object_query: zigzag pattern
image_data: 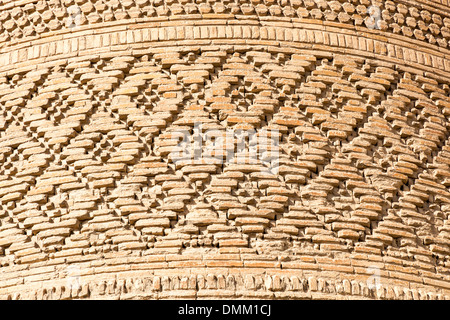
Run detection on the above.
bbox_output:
[0,47,449,267]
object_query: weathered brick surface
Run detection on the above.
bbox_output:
[0,0,449,300]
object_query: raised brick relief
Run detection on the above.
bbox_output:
[0,0,449,300]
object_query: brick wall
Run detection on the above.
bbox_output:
[0,0,449,300]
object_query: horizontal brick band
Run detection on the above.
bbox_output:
[1,22,450,77]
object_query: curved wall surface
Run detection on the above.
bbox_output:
[0,0,449,299]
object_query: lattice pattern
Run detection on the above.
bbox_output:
[0,0,450,301]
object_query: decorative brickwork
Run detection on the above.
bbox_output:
[0,0,449,300]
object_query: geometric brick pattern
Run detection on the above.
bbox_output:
[0,0,449,299]
[1,0,450,51]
